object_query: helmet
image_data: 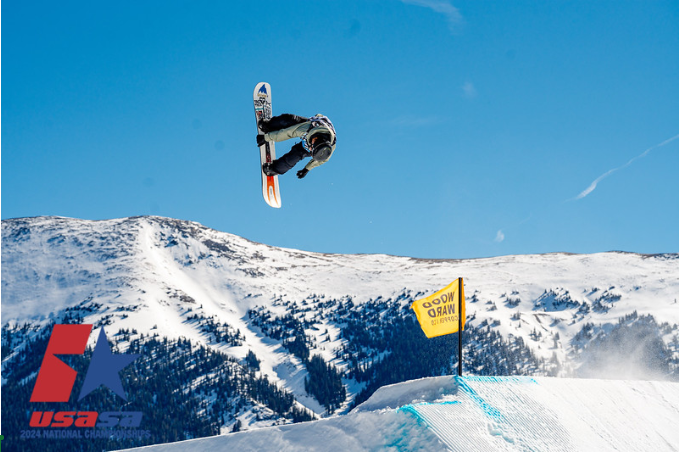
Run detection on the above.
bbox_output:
[310,134,333,162]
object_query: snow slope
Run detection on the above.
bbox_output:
[115,375,679,452]
[2,216,679,421]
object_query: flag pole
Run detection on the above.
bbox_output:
[458,277,463,377]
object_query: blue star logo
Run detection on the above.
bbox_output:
[78,328,140,401]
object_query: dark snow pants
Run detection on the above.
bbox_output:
[271,142,311,175]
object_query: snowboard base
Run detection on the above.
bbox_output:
[253,82,282,208]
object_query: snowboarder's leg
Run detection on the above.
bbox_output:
[259,114,307,133]
[269,142,311,175]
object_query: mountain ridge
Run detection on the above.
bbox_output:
[1,215,678,449]
[5,214,676,260]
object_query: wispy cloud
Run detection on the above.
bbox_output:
[400,0,463,32]
[572,135,679,201]
[462,81,477,98]
[492,135,676,247]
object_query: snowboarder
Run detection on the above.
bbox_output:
[256,114,336,179]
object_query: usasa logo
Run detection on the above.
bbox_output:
[29,324,143,430]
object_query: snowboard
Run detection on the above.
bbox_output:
[253,82,282,208]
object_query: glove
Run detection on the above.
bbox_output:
[297,168,309,179]
[256,134,266,147]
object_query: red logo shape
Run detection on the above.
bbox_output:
[30,324,93,402]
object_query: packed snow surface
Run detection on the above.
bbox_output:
[116,375,678,452]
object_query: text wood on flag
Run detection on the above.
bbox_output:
[411,278,465,339]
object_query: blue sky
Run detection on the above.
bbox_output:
[2,1,678,259]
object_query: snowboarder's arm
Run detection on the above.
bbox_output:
[303,159,324,171]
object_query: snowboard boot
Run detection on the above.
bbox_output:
[262,163,278,176]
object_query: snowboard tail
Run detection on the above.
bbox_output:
[253,82,282,208]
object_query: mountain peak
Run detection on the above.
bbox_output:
[1,215,678,436]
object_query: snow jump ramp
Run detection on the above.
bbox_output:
[118,376,679,452]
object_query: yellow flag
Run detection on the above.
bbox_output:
[411,278,465,338]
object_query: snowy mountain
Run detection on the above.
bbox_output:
[1,216,678,451]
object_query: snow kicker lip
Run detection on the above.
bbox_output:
[396,376,538,423]
[396,376,576,451]
[455,376,538,423]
